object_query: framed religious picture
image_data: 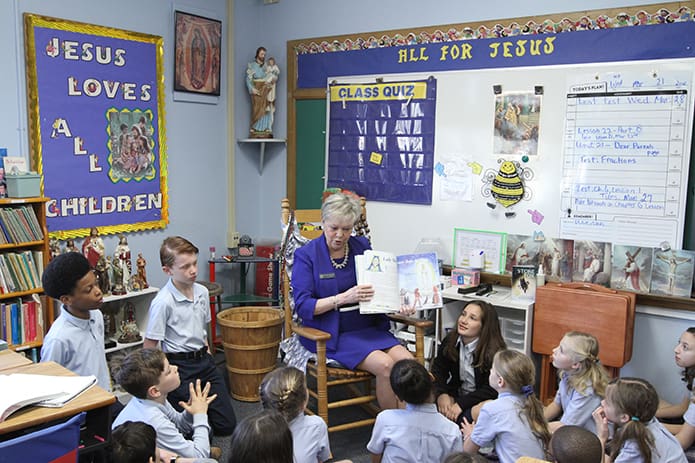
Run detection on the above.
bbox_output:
[174,11,222,96]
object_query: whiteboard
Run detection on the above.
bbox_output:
[326,59,695,261]
[560,68,691,247]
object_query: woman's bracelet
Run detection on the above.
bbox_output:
[333,295,338,311]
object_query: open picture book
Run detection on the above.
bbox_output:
[0,373,97,422]
[355,251,442,314]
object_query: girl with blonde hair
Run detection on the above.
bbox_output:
[544,331,609,433]
[461,349,550,463]
[260,366,333,463]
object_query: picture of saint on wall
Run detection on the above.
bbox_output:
[651,249,695,297]
[107,109,156,182]
[572,240,611,286]
[610,245,652,293]
[506,234,540,273]
[539,238,574,283]
[174,11,222,96]
[493,92,541,157]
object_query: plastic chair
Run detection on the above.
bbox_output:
[280,198,432,433]
[0,411,85,463]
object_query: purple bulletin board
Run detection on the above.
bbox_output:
[24,14,168,239]
[327,78,437,205]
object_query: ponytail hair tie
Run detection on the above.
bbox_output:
[631,416,640,422]
[520,385,534,397]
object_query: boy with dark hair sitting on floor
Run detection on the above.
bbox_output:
[550,424,603,463]
[111,348,221,460]
[112,420,217,463]
[516,425,603,463]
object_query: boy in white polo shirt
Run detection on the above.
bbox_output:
[40,252,111,392]
[144,236,236,436]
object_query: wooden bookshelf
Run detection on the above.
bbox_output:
[0,197,52,352]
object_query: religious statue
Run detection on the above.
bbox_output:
[65,239,79,254]
[114,235,132,292]
[111,255,126,296]
[136,253,148,289]
[245,46,278,138]
[94,256,111,296]
[49,237,61,260]
[82,227,105,268]
[117,302,142,344]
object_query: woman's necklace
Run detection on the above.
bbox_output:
[330,243,349,269]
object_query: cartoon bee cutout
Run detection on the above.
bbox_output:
[481,158,533,217]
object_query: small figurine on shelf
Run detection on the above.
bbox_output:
[129,274,142,292]
[111,255,126,295]
[103,311,114,338]
[231,234,255,260]
[94,255,111,296]
[102,303,118,338]
[114,235,132,291]
[49,237,61,260]
[136,252,148,289]
[117,302,142,344]
[65,239,79,254]
[82,226,105,268]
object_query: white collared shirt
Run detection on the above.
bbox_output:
[145,279,210,353]
[40,305,111,391]
[458,337,479,394]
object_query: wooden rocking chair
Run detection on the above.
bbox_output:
[280,197,432,433]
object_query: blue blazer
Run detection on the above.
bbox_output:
[292,235,389,353]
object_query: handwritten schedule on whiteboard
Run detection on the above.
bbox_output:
[560,69,692,247]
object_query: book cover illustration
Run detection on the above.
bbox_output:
[356,251,441,314]
[572,240,611,287]
[610,245,652,293]
[512,265,537,301]
[650,249,695,297]
[396,252,442,311]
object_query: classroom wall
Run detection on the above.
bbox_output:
[232,0,666,240]
[233,0,695,401]
[0,0,230,289]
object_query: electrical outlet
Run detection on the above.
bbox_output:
[228,231,240,248]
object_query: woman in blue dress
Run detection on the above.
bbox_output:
[291,192,413,409]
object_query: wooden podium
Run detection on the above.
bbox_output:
[532,282,636,404]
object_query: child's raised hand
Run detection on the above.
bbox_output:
[460,417,475,441]
[179,378,217,415]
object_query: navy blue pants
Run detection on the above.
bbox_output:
[167,353,236,436]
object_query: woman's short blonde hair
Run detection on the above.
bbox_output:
[321,192,361,225]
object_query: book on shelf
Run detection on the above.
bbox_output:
[0,206,42,244]
[0,251,41,293]
[0,297,43,346]
[2,156,28,176]
[0,373,97,422]
[511,265,537,301]
[355,251,443,314]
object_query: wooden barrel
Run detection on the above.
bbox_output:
[217,306,283,402]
